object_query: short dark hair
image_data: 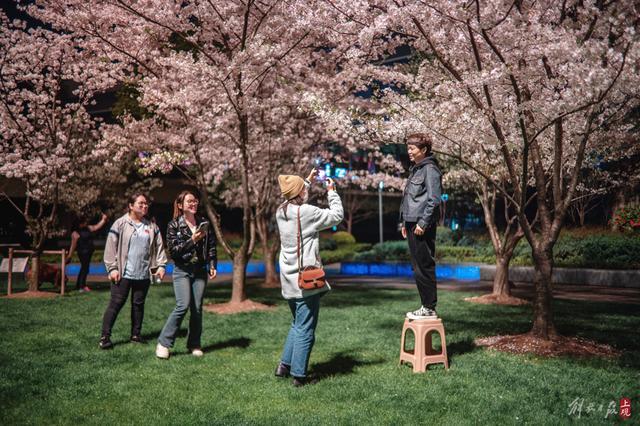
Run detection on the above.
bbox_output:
[127,192,149,212]
[406,133,433,154]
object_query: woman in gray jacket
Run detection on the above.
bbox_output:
[274,170,343,386]
[99,193,167,350]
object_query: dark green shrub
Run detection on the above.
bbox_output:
[553,237,585,268]
[353,241,410,262]
[320,243,371,264]
[319,238,338,251]
[333,231,356,245]
[435,246,476,261]
[580,235,640,269]
[455,234,476,247]
[340,231,638,270]
[435,226,454,245]
[450,228,465,245]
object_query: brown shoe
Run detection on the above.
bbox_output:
[130,335,146,344]
[292,376,318,387]
[275,363,290,378]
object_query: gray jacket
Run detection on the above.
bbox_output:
[104,213,168,278]
[400,155,442,229]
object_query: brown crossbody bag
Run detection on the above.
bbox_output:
[296,206,326,290]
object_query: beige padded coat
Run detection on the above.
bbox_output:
[276,189,344,299]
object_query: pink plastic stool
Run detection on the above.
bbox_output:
[399,318,449,373]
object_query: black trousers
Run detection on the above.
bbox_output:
[76,250,93,289]
[101,278,150,337]
[406,222,437,309]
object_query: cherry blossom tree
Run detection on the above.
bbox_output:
[338,155,405,234]
[569,166,611,227]
[308,0,640,339]
[218,106,332,287]
[0,14,117,291]
[444,167,528,305]
[28,0,342,307]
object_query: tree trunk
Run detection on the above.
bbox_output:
[28,254,40,292]
[478,182,521,300]
[530,248,557,339]
[346,213,353,235]
[227,105,256,304]
[28,228,47,292]
[263,243,279,288]
[492,254,511,297]
[256,214,279,287]
[231,252,248,303]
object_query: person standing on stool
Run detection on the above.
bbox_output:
[156,190,217,359]
[400,133,443,320]
[274,170,343,386]
[100,193,167,349]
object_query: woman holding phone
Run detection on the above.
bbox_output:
[156,190,217,359]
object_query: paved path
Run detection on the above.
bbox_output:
[327,275,640,305]
[71,272,640,305]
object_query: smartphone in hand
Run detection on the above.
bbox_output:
[326,178,335,190]
[196,222,209,233]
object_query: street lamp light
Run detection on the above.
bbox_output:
[378,180,384,244]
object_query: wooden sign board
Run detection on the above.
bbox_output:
[0,257,29,273]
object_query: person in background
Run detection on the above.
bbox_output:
[99,193,167,350]
[156,190,217,359]
[399,133,443,320]
[66,213,108,292]
[274,170,343,386]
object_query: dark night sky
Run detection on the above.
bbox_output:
[2,1,43,27]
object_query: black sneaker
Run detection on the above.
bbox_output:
[130,335,146,344]
[406,306,438,320]
[99,336,113,350]
[275,363,291,378]
[292,376,319,387]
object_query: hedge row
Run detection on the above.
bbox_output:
[37,229,640,270]
[351,232,640,270]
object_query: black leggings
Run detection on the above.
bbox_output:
[406,222,437,309]
[101,278,150,338]
[76,250,93,289]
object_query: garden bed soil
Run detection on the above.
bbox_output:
[3,290,59,299]
[204,299,275,314]
[475,333,620,358]
[464,294,530,306]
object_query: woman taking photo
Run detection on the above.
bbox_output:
[274,170,343,386]
[156,190,217,359]
[100,193,167,350]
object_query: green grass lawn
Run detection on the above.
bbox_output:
[1,280,638,425]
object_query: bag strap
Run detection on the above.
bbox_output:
[296,206,304,272]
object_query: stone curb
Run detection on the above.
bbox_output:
[479,265,640,288]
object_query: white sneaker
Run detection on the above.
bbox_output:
[191,348,204,357]
[406,306,437,320]
[155,343,170,359]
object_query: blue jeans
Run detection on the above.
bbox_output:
[158,265,207,349]
[280,293,323,378]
